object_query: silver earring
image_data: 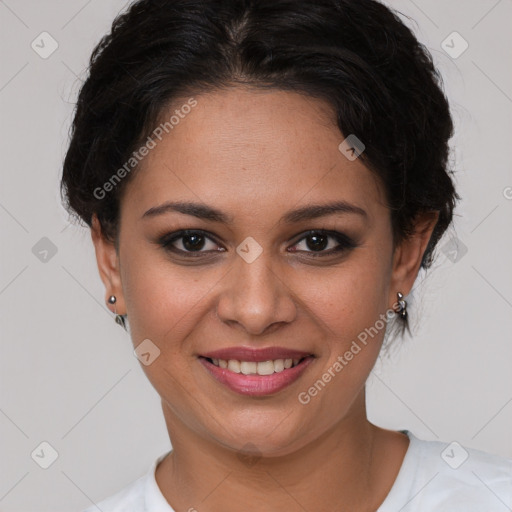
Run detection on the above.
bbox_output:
[115,314,127,331]
[396,292,407,319]
[107,295,127,331]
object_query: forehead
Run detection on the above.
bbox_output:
[123,87,387,221]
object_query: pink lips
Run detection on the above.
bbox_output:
[199,347,314,397]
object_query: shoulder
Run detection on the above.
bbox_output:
[80,451,173,512]
[381,431,512,511]
[81,472,147,512]
[414,433,512,481]
[83,451,174,512]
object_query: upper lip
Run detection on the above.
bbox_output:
[200,347,313,362]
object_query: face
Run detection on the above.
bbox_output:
[93,87,435,456]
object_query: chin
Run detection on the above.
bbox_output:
[207,411,317,458]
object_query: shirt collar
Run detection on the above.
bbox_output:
[144,450,175,511]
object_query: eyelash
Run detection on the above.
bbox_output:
[158,229,357,258]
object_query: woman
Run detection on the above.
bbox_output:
[61,0,512,510]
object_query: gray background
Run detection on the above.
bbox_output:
[1,0,511,510]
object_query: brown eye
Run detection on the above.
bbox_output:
[181,233,206,251]
[305,233,329,251]
[160,230,224,254]
[289,230,357,257]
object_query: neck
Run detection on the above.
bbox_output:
[155,392,405,512]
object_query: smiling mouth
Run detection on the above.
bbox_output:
[200,356,307,376]
[198,354,315,396]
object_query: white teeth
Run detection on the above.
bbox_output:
[227,359,241,373]
[274,359,285,372]
[257,360,275,375]
[209,357,305,375]
[240,361,257,375]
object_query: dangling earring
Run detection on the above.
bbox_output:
[107,295,127,331]
[395,291,408,320]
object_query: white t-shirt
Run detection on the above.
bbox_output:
[82,430,512,511]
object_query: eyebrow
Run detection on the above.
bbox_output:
[141,200,367,223]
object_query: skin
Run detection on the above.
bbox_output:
[92,87,439,512]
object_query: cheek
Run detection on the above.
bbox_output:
[121,252,227,345]
[297,253,390,387]
[299,254,390,344]
[293,264,389,432]
[119,251,222,409]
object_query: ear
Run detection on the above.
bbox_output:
[91,214,126,315]
[388,211,439,305]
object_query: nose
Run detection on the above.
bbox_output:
[215,249,297,336]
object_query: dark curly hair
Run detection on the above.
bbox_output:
[61,0,459,335]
